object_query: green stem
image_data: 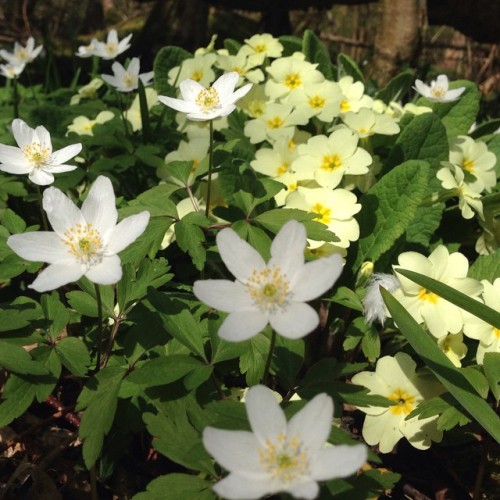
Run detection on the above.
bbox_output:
[94,284,104,372]
[116,91,131,139]
[262,330,277,385]
[12,77,19,119]
[36,185,49,230]
[204,119,214,218]
[100,314,122,370]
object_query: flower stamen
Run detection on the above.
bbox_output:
[63,223,104,266]
[246,265,290,312]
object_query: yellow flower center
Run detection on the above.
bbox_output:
[258,434,309,483]
[418,288,439,303]
[494,327,500,339]
[248,101,265,117]
[232,66,244,75]
[311,203,332,224]
[340,99,350,112]
[321,154,343,171]
[123,73,136,88]
[461,158,475,174]
[388,388,416,415]
[430,86,446,99]
[195,87,220,112]
[246,265,290,312]
[63,223,104,265]
[276,163,289,176]
[17,48,29,61]
[254,44,267,53]
[267,116,284,129]
[284,73,302,89]
[191,70,203,82]
[105,42,118,55]
[308,95,325,109]
[23,142,51,168]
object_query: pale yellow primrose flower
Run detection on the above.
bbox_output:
[67,111,115,136]
[284,186,361,249]
[70,78,104,105]
[7,176,150,292]
[351,352,444,453]
[168,53,217,88]
[0,36,43,65]
[392,245,483,338]
[413,74,465,102]
[238,33,284,65]
[287,81,343,123]
[342,108,400,138]
[436,164,484,220]
[387,101,432,121]
[463,279,500,364]
[437,332,467,367]
[265,53,324,102]
[216,52,265,84]
[338,76,374,114]
[125,88,158,132]
[238,84,267,118]
[194,220,343,341]
[101,57,153,93]
[442,135,497,194]
[203,384,367,500]
[159,71,252,121]
[0,118,82,185]
[244,102,309,144]
[292,128,372,189]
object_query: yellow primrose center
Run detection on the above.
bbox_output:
[430,86,446,99]
[321,154,343,172]
[246,265,290,312]
[254,44,267,53]
[461,158,475,174]
[267,116,285,129]
[311,203,332,224]
[23,142,50,168]
[258,433,309,483]
[340,99,350,113]
[284,73,302,89]
[308,95,325,109]
[195,87,220,112]
[191,70,203,82]
[494,327,500,339]
[63,223,104,265]
[276,163,289,176]
[418,288,439,303]
[388,388,416,415]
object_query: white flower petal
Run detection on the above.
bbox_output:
[84,255,122,284]
[216,228,266,282]
[287,393,333,454]
[286,481,319,500]
[0,144,30,166]
[213,472,278,500]
[0,161,33,174]
[179,79,205,102]
[28,168,54,185]
[106,211,150,253]
[291,253,343,301]
[81,176,118,237]
[202,428,262,473]
[29,263,85,292]
[158,95,198,114]
[218,309,268,341]
[310,444,367,481]
[269,220,305,277]
[11,118,32,149]
[245,385,287,445]
[43,186,84,236]
[7,232,69,264]
[50,143,82,165]
[212,72,239,96]
[193,280,253,312]
[269,302,319,339]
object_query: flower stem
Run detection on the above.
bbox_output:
[36,185,49,230]
[100,315,122,370]
[12,77,19,119]
[116,91,131,138]
[262,330,277,386]
[204,119,214,218]
[94,283,104,372]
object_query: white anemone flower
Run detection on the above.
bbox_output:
[0,62,25,80]
[101,57,153,93]
[0,119,82,185]
[0,37,43,65]
[193,220,343,341]
[75,39,99,58]
[413,74,465,102]
[203,384,367,500]
[93,29,132,60]
[7,176,150,292]
[158,72,252,121]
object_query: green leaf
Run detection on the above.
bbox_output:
[153,46,192,95]
[224,38,241,55]
[354,160,430,270]
[137,79,151,142]
[127,355,205,387]
[470,118,500,139]
[278,35,303,56]
[0,297,42,332]
[55,337,90,377]
[134,473,215,500]
[302,29,334,79]
[483,352,500,400]
[239,333,271,386]
[1,208,26,233]
[381,288,500,443]
[328,286,363,312]
[135,145,164,169]
[0,375,38,427]
[376,69,416,104]
[41,292,70,338]
[232,220,272,261]
[0,340,48,375]
[77,367,127,469]
[468,251,500,281]
[175,219,207,271]
[337,53,364,83]
[437,406,470,431]
[395,268,500,329]
[66,291,99,317]
[274,336,305,389]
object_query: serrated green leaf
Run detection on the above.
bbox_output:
[239,333,271,386]
[175,219,206,271]
[381,288,500,443]
[134,473,215,500]
[337,53,364,83]
[78,367,126,469]
[2,208,26,233]
[0,340,48,375]
[437,406,470,431]
[153,46,192,95]
[273,336,305,389]
[302,29,334,79]
[55,337,90,377]
[468,251,500,281]
[0,375,37,427]
[0,297,42,332]
[232,220,272,261]
[354,160,430,270]
[66,290,99,317]
[41,292,70,338]
[328,286,363,312]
